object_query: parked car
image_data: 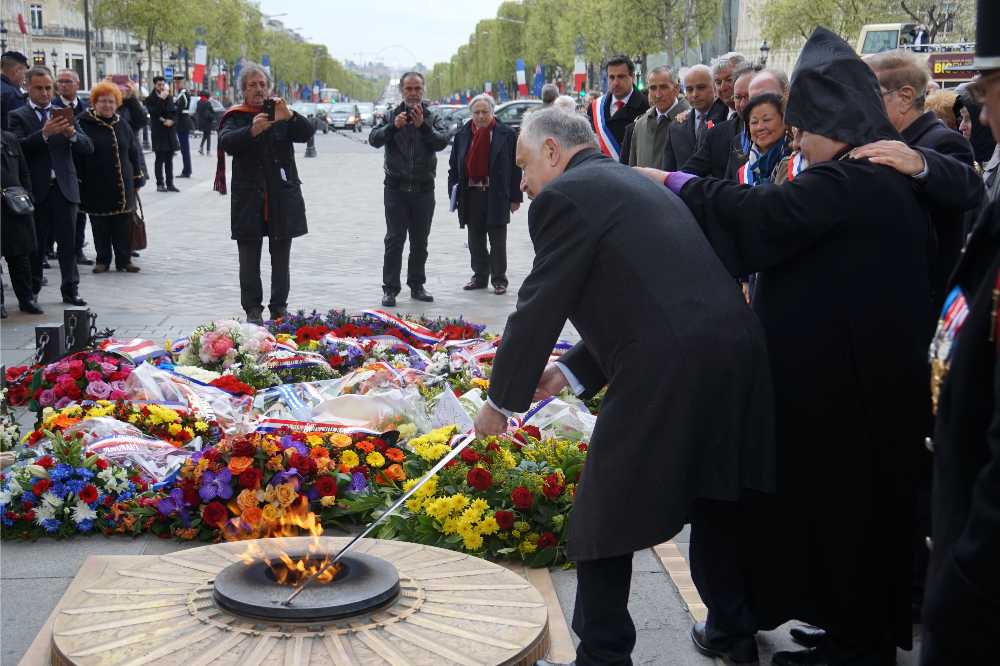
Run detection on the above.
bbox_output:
[328,102,362,132]
[356,102,376,126]
[290,101,329,134]
[445,106,472,144]
[494,99,543,132]
[186,96,226,130]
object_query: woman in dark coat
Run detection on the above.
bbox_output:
[1,129,42,315]
[448,94,522,294]
[144,76,179,192]
[78,81,146,273]
[196,92,215,154]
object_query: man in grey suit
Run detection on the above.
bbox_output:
[623,66,689,168]
[9,66,93,306]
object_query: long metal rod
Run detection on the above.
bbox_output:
[282,432,477,606]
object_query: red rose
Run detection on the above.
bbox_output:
[313,475,337,498]
[201,501,229,528]
[466,467,493,491]
[21,500,33,510]
[542,473,564,500]
[459,448,480,464]
[32,479,52,496]
[329,354,345,368]
[511,486,533,510]
[67,363,84,379]
[95,458,109,470]
[103,495,115,508]
[231,440,256,458]
[290,453,316,475]
[78,484,98,504]
[65,383,82,400]
[180,480,200,506]
[537,531,558,549]
[486,441,500,452]
[522,425,541,440]
[202,448,220,462]
[238,468,262,489]
[36,455,54,469]
[495,510,515,531]
[350,465,370,477]
[578,443,588,452]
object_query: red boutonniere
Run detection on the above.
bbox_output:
[706,120,715,130]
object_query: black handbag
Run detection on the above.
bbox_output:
[2,186,34,215]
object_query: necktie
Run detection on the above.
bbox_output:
[614,100,624,114]
[657,114,667,126]
[37,106,49,124]
[696,113,706,141]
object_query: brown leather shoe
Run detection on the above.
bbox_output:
[117,264,140,273]
[93,264,109,273]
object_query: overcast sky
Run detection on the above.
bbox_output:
[257,0,505,68]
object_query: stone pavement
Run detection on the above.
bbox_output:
[0,131,919,665]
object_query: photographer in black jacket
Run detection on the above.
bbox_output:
[369,72,449,306]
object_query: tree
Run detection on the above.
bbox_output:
[94,0,197,84]
[898,0,975,42]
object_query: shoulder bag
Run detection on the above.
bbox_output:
[1,186,34,215]
[130,193,148,251]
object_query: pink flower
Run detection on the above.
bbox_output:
[55,374,77,386]
[85,370,102,382]
[200,331,235,362]
[38,389,56,406]
[86,354,103,363]
[55,362,71,374]
[85,380,112,399]
[54,396,73,410]
[99,362,118,374]
[109,389,127,400]
[110,380,127,393]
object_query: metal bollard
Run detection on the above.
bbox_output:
[35,324,66,365]
[63,308,91,353]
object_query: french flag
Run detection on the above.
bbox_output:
[516,59,528,97]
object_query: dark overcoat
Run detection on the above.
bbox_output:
[77,110,144,216]
[0,130,37,257]
[195,99,215,133]
[676,157,933,648]
[118,95,148,135]
[144,93,180,153]
[920,199,1000,665]
[675,116,745,179]
[218,110,314,241]
[8,104,93,205]
[488,149,776,562]
[447,120,522,229]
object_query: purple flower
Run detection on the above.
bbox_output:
[85,380,112,400]
[349,472,368,493]
[269,468,302,487]
[38,389,57,406]
[110,380,128,393]
[157,488,190,525]
[54,396,73,410]
[199,469,233,502]
[279,436,308,457]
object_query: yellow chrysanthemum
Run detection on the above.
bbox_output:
[339,450,360,469]
[168,423,183,436]
[462,531,484,551]
[365,451,386,468]
[320,495,338,508]
[478,516,500,536]
[194,421,209,433]
[518,540,537,555]
[306,435,324,447]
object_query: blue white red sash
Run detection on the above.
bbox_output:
[260,349,332,371]
[361,310,443,346]
[253,418,381,435]
[591,95,621,161]
[786,153,805,181]
[100,338,168,364]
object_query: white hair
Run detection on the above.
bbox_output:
[520,106,597,151]
[57,69,79,82]
[553,95,577,113]
[712,52,749,77]
[684,64,712,83]
[238,62,272,93]
[468,93,495,112]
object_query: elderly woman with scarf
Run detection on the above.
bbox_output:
[448,94,522,295]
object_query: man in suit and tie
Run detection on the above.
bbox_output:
[52,69,94,268]
[623,66,690,168]
[665,65,728,170]
[1,51,28,131]
[586,55,649,162]
[714,52,750,120]
[9,66,93,306]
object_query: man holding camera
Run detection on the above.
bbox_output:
[369,72,450,307]
[216,62,314,324]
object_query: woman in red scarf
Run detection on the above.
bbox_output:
[447,94,523,295]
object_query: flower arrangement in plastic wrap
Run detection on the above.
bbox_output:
[1,388,20,454]
[176,320,276,372]
[125,430,413,541]
[26,352,134,417]
[0,432,141,539]
[377,425,588,567]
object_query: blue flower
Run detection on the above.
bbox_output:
[42,518,61,533]
[74,467,95,480]
[20,491,37,505]
[199,469,233,502]
[1,516,13,527]
[65,479,86,495]
[279,436,308,457]
[50,465,73,482]
[78,519,94,532]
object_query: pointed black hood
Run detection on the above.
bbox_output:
[785,27,900,147]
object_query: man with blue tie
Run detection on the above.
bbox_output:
[9,66,93,306]
[52,69,94,267]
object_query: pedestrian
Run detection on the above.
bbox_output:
[540,82,559,106]
[1,129,43,315]
[116,79,148,137]
[369,71,450,307]
[476,107,775,666]
[145,76,180,192]
[196,91,215,154]
[586,55,649,162]
[713,52,750,120]
[173,77,193,177]
[52,69,94,268]
[638,27,933,666]
[9,65,92,307]
[623,65,689,169]
[1,51,28,131]
[77,81,145,274]
[447,93,522,295]
[664,64,728,170]
[919,6,1000,664]
[553,95,578,114]
[216,62,314,324]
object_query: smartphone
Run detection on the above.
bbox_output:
[54,107,74,123]
[263,98,276,121]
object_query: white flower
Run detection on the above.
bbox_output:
[0,489,12,506]
[41,491,63,509]
[34,501,56,525]
[71,500,98,524]
[7,476,24,497]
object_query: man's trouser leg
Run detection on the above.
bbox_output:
[5,255,34,305]
[109,214,132,269]
[267,237,292,316]
[178,130,192,175]
[487,223,507,288]
[46,185,80,296]
[30,192,54,293]
[465,190,489,284]
[237,238,264,316]
[75,211,87,255]
[572,553,635,666]
[405,189,434,290]
[382,188,409,295]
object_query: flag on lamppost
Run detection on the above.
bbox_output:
[192,43,208,85]
[515,58,528,97]
[261,54,271,76]
[532,63,545,97]
[574,55,586,92]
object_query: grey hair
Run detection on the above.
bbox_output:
[25,65,53,84]
[648,65,678,83]
[238,62,272,93]
[468,93,495,112]
[540,83,559,104]
[57,69,79,82]
[520,106,597,151]
[754,68,789,94]
[553,95,577,113]
[684,64,712,82]
[712,52,748,77]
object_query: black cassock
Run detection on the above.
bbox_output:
[676,157,933,649]
[488,148,775,562]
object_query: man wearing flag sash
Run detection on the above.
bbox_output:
[586,55,648,162]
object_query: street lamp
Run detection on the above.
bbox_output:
[50,48,58,68]
[136,45,150,149]
[759,39,770,67]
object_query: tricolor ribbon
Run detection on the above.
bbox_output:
[99,338,168,364]
[591,95,621,161]
[361,310,444,346]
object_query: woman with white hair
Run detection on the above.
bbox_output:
[553,95,578,114]
[447,93,522,295]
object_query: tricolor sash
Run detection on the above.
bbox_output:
[361,309,444,346]
[253,418,382,435]
[591,95,621,161]
[100,338,168,364]
[787,152,806,181]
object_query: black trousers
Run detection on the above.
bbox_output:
[572,553,635,666]
[4,254,34,305]
[689,498,757,641]
[177,130,192,175]
[75,211,87,254]
[237,236,291,316]
[30,184,79,295]
[92,213,132,269]
[465,189,508,287]
[154,151,174,186]
[199,130,211,153]
[382,187,434,294]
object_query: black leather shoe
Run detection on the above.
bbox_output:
[41,259,51,269]
[269,309,287,322]
[178,173,191,178]
[61,293,87,306]
[772,647,829,666]
[381,292,396,307]
[463,280,487,290]
[494,285,507,295]
[691,622,759,665]
[76,254,94,266]
[132,251,140,257]
[245,310,264,326]
[410,287,434,302]
[19,301,44,315]
[166,185,180,192]
[790,625,829,649]
[156,185,167,192]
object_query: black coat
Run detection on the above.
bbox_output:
[447,121,523,228]
[118,95,148,135]
[144,93,180,153]
[77,110,145,216]
[676,157,933,647]
[675,116,745,179]
[218,109,314,241]
[1,73,26,131]
[921,199,1000,664]
[0,130,36,257]
[195,99,215,132]
[488,149,775,562]
[369,101,450,188]
[8,104,94,205]
[586,87,650,152]
[664,99,729,170]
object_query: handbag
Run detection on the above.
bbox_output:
[2,186,34,215]
[130,193,148,251]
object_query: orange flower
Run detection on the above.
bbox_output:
[328,433,353,449]
[228,456,254,475]
[355,440,374,454]
[377,464,406,484]
[385,447,406,463]
[309,446,329,459]
[241,506,262,527]
[266,455,284,471]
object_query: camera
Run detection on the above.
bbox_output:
[263,98,276,121]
